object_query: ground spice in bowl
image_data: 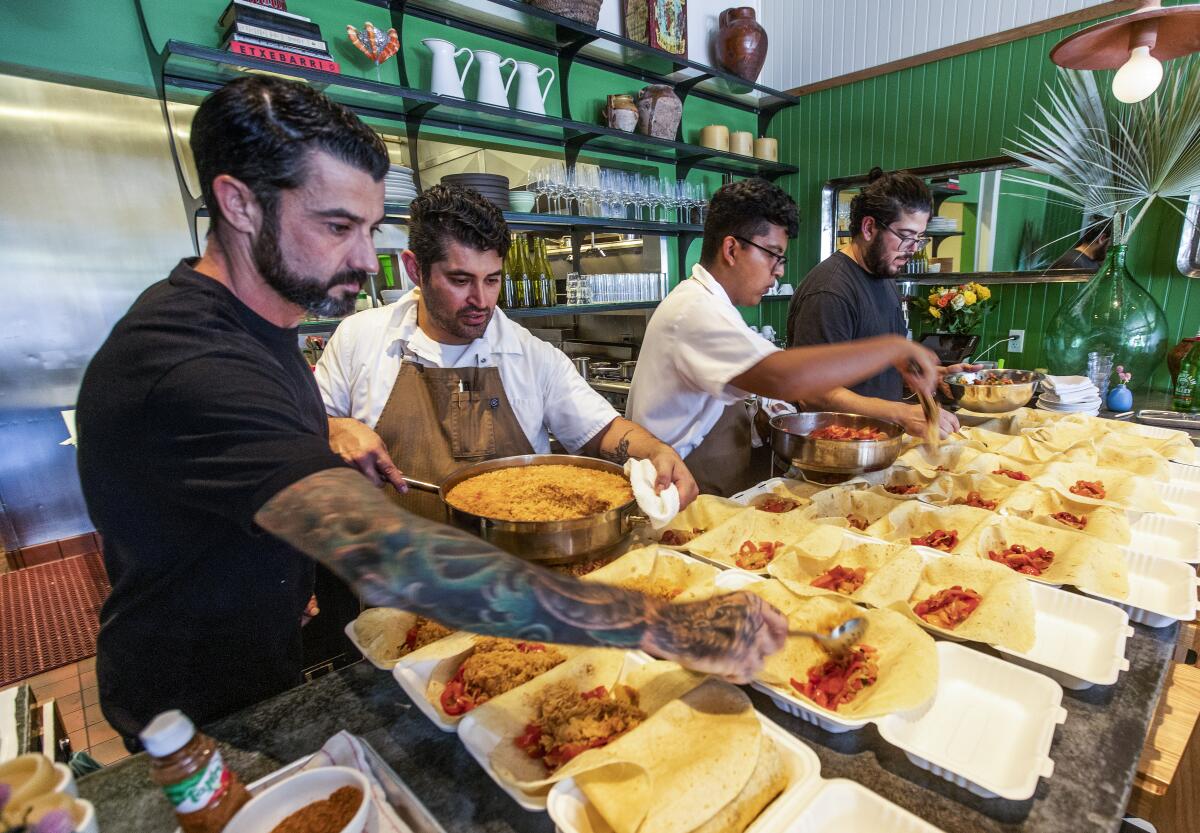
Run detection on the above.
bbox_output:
[268,785,363,833]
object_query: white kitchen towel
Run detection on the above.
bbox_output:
[624,458,680,529]
[749,397,798,449]
[1042,375,1093,393]
[302,731,414,833]
[1039,387,1102,406]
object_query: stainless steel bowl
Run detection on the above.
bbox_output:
[942,368,1042,414]
[769,412,905,475]
[405,454,636,564]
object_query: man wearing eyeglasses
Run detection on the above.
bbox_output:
[786,168,961,438]
[627,178,942,496]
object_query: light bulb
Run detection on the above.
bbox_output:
[1112,45,1163,103]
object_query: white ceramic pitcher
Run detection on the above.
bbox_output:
[513,61,555,115]
[474,50,518,108]
[423,38,473,99]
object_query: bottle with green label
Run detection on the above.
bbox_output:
[1174,337,1200,412]
[141,710,249,833]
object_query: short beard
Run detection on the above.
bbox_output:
[253,211,366,318]
[422,274,491,341]
[862,234,900,277]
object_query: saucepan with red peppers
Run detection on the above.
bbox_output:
[769,411,904,476]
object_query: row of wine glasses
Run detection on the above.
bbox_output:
[528,162,709,224]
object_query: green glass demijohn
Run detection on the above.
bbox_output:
[1044,241,1168,382]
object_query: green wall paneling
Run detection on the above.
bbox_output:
[773,19,1199,393]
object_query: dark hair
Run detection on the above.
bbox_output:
[408,184,511,275]
[191,76,389,232]
[1078,215,1113,245]
[699,178,798,264]
[849,167,932,236]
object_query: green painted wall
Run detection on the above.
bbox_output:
[764,22,1199,394]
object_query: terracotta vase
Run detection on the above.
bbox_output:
[715,7,767,83]
[635,84,682,140]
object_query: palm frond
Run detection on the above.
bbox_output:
[1002,60,1200,245]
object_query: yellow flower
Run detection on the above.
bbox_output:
[929,306,942,319]
[976,284,991,300]
[963,290,977,305]
[928,292,939,304]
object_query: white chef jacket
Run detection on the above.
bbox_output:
[315,289,618,454]
[625,264,780,458]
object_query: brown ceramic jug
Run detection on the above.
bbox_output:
[636,84,682,139]
[603,94,638,132]
[715,7,768,83]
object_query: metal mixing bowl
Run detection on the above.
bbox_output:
[405,454,636,564]
[769,412,905,475]
[942,368,1043,413]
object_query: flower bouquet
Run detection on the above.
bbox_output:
[913,282,993,335]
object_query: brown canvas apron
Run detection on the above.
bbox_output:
[373,359,535,520]
[683,398,755,498]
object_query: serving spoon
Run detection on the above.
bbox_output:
[787,616,868,655]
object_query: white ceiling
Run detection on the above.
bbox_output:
[758,0,1119,90]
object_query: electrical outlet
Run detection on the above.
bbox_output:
[1009,329,1025,352]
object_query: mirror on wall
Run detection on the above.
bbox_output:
[1178,192,1200,278]
[821,158,1105,279]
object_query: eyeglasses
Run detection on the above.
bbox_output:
[876,220,931,251]
[734,236,788,270]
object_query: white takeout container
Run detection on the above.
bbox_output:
[876,642,1066,800]
[222,766,371,833]
[392,646,463,733]
[1083,549,1200,627]
[1156,481,1200,523]
[548,714,947,833]
[1128,511,1200,564]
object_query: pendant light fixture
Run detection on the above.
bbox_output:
[1050,0,1200,103]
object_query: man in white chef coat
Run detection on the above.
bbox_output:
[627,178,941,496]
[316,184,698,518]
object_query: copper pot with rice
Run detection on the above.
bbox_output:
[403,454,637,564]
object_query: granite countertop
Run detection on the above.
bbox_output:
[79,622,1177,833]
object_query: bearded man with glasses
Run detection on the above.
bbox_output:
[786,167,965,438]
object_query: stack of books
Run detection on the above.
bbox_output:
[219,0,340,74]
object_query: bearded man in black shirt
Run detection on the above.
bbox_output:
[786,168,962,438]
[76,76,785,748]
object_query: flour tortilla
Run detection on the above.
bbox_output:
[654,495,747,548]
[574,679,785,833]
[896,442,983,477]
[801,484,908,530]
[422,633,587,724]
[352,607,452,668]
[581,545,720,601]
[743,480,818,512]
[478,653,706,793]
[922,471,1020,511]
[1039,461,1172,515]
[682,508,818,572]
[768,542,924,608]
[968,515,1129,598]
[969,424,1172,479]
[1091,419,1196,463]
[754,594,938,719]
[1000,483,1132,545]
[864,501,994,553]
[895,555,1035,652]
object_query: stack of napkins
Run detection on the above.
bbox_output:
[1036,375,1102,416]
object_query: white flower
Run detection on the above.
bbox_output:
[951,294,966,311]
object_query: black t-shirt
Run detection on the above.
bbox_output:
[76,259,346,739]
[786,252,907,401]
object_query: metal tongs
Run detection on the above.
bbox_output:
[788,616,868,655]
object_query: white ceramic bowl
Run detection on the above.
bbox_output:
[223,766,370,833]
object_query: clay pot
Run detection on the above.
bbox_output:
[635,84,682,140]
[602,94,638,132]
[1168,336,1199,390]
[715,7,768,83]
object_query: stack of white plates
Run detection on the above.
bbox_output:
[927,216,958,233]
[385,165,417,206]
[1036,374,1101,415]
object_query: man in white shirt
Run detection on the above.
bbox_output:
[627,179,941,496]
[316,185,697,518]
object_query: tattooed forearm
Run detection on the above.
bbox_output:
[599,432,634,464]
[255,468,785,677]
